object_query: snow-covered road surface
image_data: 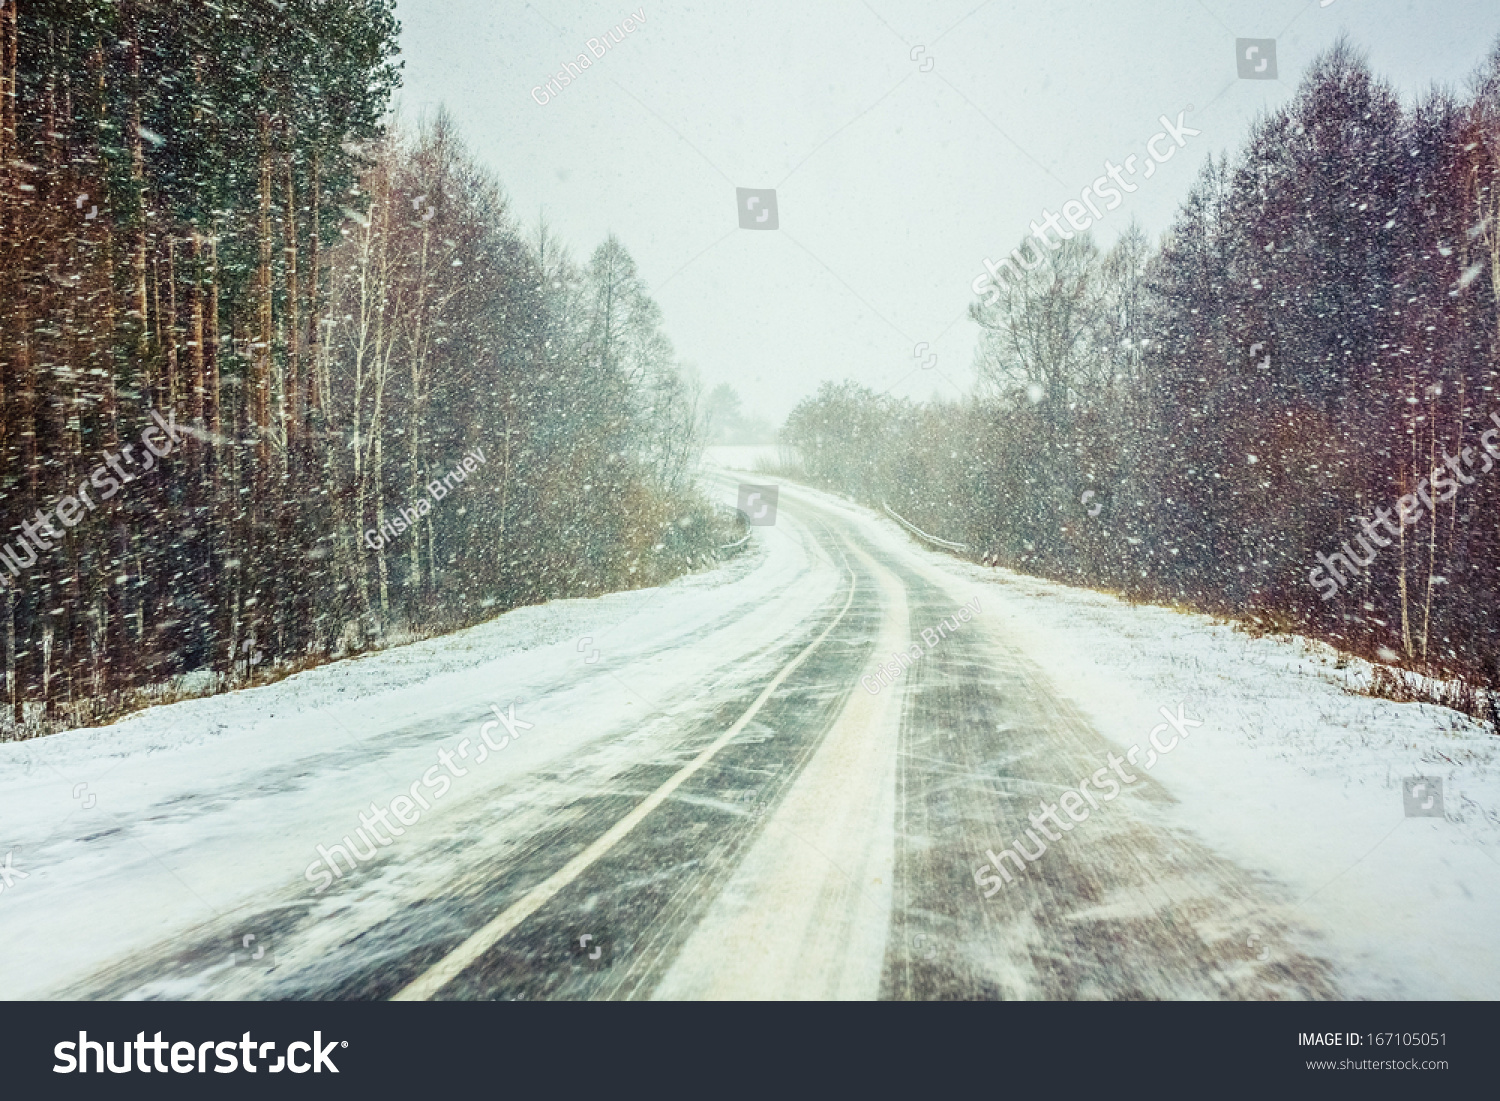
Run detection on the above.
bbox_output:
[1,461,1496,1000]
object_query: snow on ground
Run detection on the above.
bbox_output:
[4,448,1496,1000]
[723,457,1500,1000]
[947,563,1500,1000]
[0,491,841,999]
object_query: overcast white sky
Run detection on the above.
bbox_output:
[392,0,1499,425]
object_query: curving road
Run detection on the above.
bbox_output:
[0,471,1340,1000]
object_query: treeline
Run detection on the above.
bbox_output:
[784,38,1500,689]
[0,2,731,737]
[702,384,774,445]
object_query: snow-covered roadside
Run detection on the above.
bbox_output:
[6,443,1496,1001]
[743,467,1500,1000]
[0,492,842,999]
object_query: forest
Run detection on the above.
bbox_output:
[783,39,1500,707]
[0,1,731,738]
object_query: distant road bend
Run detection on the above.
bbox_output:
[3,471,1339,1001]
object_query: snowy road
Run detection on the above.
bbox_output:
[2,464,1497,1000]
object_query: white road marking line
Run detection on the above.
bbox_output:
[652,539,907,999]
[391,567,859,1001]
